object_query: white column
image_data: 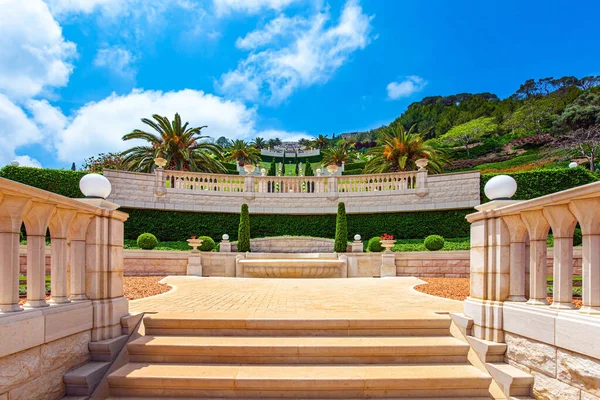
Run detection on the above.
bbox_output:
[502,215,529,302]
[48,208,77,304]
[520,210,550,306]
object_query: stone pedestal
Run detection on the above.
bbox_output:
[220,240,232,252]
[351,240,363,252]
[380,253,396,277]
[187,253,203,276]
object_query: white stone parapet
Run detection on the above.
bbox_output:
[104,169,480,214]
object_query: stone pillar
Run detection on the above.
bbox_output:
[153,166,166,196]
[244,175,255,193]
[351,240,363,253]
[543,204,577,310]
[48,208,77,304]
[0,194,31,312]
[187,252,203,276]
[520,210,550,306]
[220,239,232,252]
[23,202,56,308]
[502,215,529,302]
[69,213,93,301]
[328,176,338,194]
[380,252,396,277]
[415,169,428,197]
[569,198,600,314]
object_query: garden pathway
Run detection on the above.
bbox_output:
[129,276,463,316]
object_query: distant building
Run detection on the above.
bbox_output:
[261,141,320,158]
[340,132,360,140]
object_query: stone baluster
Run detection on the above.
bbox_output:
[543,204,577,309]
[569,198,600,314]
[48,208,77,304]
[520,210,550,306]
[502,215,529,302]
[0,194,31,312]
[23,202,56,308]
[69,213,93,301]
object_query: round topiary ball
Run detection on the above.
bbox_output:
[424,235,445,251]
[137,233,158,250]
[367,237,383,252]
[198,236,215,251]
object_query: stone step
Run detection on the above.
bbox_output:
[106,397,493,400]
[63,361,111,396]
[107,363,492,398]
[486,362,534,397]
[143,313,452,337]
[128,335,470,364]
[89,335,129,362]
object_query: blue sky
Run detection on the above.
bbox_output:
[1,0,598,169]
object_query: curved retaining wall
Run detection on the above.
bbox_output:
[231,237,335,253]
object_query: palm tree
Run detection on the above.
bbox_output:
[364,124,445,174]
[251,137,266,149]
[321,140,357,166]
[227,140,262,166]
[314,134,329,149]
[121,113,226,173]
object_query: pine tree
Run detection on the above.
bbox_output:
[334,202,348,253]
[237,204,251,252]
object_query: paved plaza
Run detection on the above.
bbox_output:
[130,276,463,316]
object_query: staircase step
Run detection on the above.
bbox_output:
[107,363,492,398]
[63,361,111,396]
[143,312,452,337]
[128,335,470,364]
[486,362,533,397]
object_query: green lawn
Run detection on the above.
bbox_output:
[258,161,324,176]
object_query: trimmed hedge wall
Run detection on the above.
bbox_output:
[120,208,472,242]
[342,169,362,176]
[0,166,90,198]
[259,153,323,164]
[480,168,598,202]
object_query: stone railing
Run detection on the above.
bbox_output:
[163,170,245,192]
[337,172,419,193]
[0,177,129,397]
[462,181,600,397]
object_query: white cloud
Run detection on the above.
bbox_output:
[218,0,373,104]
[94,46,137,79]
[236,14,307,50]
[256,129,312,142]
[386,76,427,99]
[213,0,299,16]
[14,156,43,168]
[0,95,44,166]
[0,0,76,99]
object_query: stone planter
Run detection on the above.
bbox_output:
[187,239,203,253]
[381,239,395,253]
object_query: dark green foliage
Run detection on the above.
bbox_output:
[0,166,90,198]
[481,169,598,202]
[137,233,158,250]
[238,204,251,252]
[198,236,216,251]
[573,228,583,247]
[367,237,383,252]
[120,209,472,242]
[424,235,445,251]
[223,162,240,175]
[304,161,314,176]
[341,169,362,175]
[268,159,277,176]
[344,161,367,170]
[334,202,348,252]
[260,153,323,164]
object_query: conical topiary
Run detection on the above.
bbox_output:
[237,204,251,252]
[268,158,276,176]
[334,202,348,253]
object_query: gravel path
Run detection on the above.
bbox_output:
[124,276,170,300]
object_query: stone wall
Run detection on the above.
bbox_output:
[103,170,481,215]
[231,237,335,253]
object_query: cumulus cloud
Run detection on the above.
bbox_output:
[14,156,43,168]
[94,46,137,79]
[0,0,76,99]
[0,95,44,167]
[218,0,373,104]
[386,76,427,99]
[213,0,300,16]
[235,14,307,50]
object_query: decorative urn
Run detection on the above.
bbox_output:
[415,158,429,170]
[243,163,256,174]
[187,237,203,253]
[154,157,168,168]
[326,163,339,175]
[260,168,266,176]
[380,234,395,253]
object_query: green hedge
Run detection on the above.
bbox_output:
[481,168,598,202]
[120,208,472,242]
[345,161,366,170]
[342,169,362,176]
[0,166,90,198]
[259,153,323,164]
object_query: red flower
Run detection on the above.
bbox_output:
[380,233,394,240]
[190,236,197,239]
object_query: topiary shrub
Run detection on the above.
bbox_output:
[334,202,348,252]
[574,228,582,247]
[238,204,251,252]
[198,236,215,251]
[367,237,383,252]
[137,233,158,250]
[424,235,445,251]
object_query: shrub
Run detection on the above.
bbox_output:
[367,237,383,252]
[198,236,215,251]
[0,166,90,198]
[334,202,348,252]
[341,168,363,175]
[238,204,251,252]
[574,228,582,246]
[137,233,158,250]
[424,235,445,251]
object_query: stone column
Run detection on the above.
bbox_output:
[520,210,550,306]
[23,202,56,308]
[187,252,203,276]
[0,194,31,312]
[569,198,600,314]
[415,169,428,197]
[380,252,396,277]
[502,215,529,302]
[48,208,77,304]
[543,204,577,310]
[68,213,93,301]
[153,166,166,197]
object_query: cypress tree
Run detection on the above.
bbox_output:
[281,154,286,176]
[237,203,251,252]
[304,160,314,176]
[334,202,348,252]
[268,159,276,176]
[295,154,299,176]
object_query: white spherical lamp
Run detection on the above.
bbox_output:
[79,173,112,199]
[354,234,361,241]
[484,175,517,201]
[222,234,229,241]
[568,162,578,169]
